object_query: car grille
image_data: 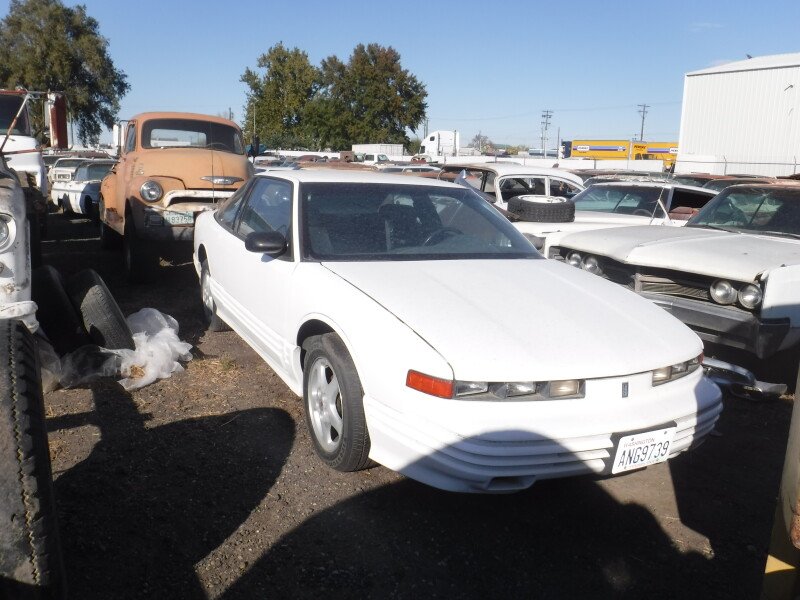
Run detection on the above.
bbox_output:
[638,275,711,301]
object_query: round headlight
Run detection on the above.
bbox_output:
[567,252,582,267]
[738,283,763,309]
[582,255,602,275]
[0,218,9,247]
[710,280,737,304]
[140,180,163,202]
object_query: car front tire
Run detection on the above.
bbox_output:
[200,260,229,332]
[302,333,373,472]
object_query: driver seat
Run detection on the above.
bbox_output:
[380,204,422,249]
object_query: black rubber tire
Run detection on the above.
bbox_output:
[122,215,158,283]
[65,269,134,351]
[302,333,373,472]
[0,319,66,598]
[506,197,575,223]
[200,260,229,332]
[32,266,91,356]
[98,198,121,250]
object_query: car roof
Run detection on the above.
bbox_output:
[587,181,715,194]
[255,168,465,189]
[129,111,240,128]
[723,183,800,194]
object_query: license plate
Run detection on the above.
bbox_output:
[163,211,194,225]
[611,427,677,474]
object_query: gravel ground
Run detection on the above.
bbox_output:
[41,212,793,599]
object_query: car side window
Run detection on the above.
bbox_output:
[549,178,581,198]
[216,184,249,230]
[124,125,136,153]
[237,178,293,238]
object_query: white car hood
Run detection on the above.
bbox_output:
[556,225,800,281]
[323,259,701,381]
[514,211,672,237]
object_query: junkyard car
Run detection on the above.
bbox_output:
[548,184,800,363]
[49,159,115,217]
[440,163,585,203]
[48,157,87,189]
[193,170,721,493]
[99,112,253,280]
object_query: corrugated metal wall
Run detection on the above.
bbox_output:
[677,65,800,176]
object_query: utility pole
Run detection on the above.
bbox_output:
[637,104,649,141]
[540,110,552,157]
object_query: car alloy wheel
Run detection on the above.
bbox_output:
[306,356,344,453]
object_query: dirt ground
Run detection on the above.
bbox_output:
[41,212,793,599]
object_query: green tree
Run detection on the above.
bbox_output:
[310,44,427,150]
[0,0,128,145]
[241,43,317,149]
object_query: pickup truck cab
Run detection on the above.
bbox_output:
[99,112,253,280]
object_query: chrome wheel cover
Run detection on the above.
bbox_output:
[307,357,344,453]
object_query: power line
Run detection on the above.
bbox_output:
[540,110,552,157]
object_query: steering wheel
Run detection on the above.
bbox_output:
[423,227,463,246]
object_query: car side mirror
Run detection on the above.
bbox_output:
[245,231,287,256]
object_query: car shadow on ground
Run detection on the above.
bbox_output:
[219,438,731,600]
[49,380,295,599]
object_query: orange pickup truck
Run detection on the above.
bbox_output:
[99,112,253,280]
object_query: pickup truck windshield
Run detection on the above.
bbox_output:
[142,119,244,154]
[0,95,31,136]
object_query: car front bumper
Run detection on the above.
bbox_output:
[642,293,792,359]
[364,370,722,493]
[130,196,230,242]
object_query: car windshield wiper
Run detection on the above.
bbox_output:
[756,230,800,240]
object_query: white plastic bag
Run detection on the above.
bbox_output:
[59,308,193,391]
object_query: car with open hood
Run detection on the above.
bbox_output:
[100,112,253,280]
[193,170,721,493]
[548,183,800,365]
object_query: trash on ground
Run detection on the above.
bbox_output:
[58,308,192,391]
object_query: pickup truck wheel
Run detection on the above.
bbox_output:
[123,216,158,283]
[0,319,66,598]
[32,265,91,356]
[200,260,229,332]
[302,333,373,472]
[98,200,121,250]
[66,269,134,351]
[506,197,575,223]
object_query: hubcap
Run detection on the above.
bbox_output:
[307,357,344,453]
[201,269,214,319]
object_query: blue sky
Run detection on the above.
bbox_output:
[4,0,800,147]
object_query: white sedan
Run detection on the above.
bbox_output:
[193,170,722,493]
[49,159,115,216]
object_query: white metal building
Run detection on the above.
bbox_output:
[676,52,800,176]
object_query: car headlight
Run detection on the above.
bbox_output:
[738,283,762,309]
[567,251,582,267]
[140,180,163,202]
[582,255,603,275]
[652,354,702,386]
[0,217,9,247]
[710,280,737,305]
[407,370,584,400]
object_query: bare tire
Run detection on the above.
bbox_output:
[0,319,66,598]
[302,333,373,472]
[506,197,575,223]
[32,265,91,356]
[123,215,158,283]
[200,260,229,332]
[65,269,134,351]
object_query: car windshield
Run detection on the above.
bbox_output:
[687,187,800,237]
[53,159,86,169]
[74,163,114,181]
[572,185,668,218]
[142,118,244,154]
[0,95,30,136]
[301,182,539,261]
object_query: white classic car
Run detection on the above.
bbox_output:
[49,159,115,217]
[548,183,800,363]
[193,170,721,492]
